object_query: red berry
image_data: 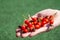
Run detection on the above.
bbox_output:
[25,20,29,24]
[29,25,34,31]
[28,23,32,27]
[42,18,49,23]
[32,17,37,21]
[33,21,37,25]
[35,24,40,29]
[50,20,54,24]
[49,15,54,20]
[41,21,46,26]
[23,29,28,33]
[21,25,26,30]
[37,22,41,26]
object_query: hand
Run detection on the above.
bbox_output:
[16,9,60,38]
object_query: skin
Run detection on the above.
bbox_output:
[16,9,60,38]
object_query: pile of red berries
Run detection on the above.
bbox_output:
[19,15,54,33]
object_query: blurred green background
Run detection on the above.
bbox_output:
[0,0,60,40]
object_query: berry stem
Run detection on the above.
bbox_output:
[28,14,31,20]
[22,15,28,19]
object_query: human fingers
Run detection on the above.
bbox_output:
[21,32,31,38]
[16,28,21,37]
[16,28,31,38]
[29,25,47,37]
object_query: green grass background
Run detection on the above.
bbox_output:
[0,0,60,40]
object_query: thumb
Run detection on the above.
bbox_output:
[49,11,60,30]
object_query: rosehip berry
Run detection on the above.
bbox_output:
[32,17,37,21]
[42,18,49,23]
[24,20,29,24]
[33,21,37,25]
[50,20,54,24]
[23,29,28,33]
[29,25,34,31]
[21,25,26,30]
[49,15,54,20]
[35,24,40,29]
[37,22,41,26]
[28,23,32,27]
[41,21,46,26]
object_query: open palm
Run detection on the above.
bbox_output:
[16,9,60,38]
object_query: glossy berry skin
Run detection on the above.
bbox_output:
[24,20,29,24]
[33,21,37,25]
[29,25,34,31]
[42,18,49,23]
[49,15,54,20]
[20,15,54,33]
[37,22,41,26]
[35,24,40,29]
[32,17,37,21]
[41,21,46,26]
[23,29,28,33]
[21,25,26,30]
[28,23,32,27]
[50,20,54,24]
